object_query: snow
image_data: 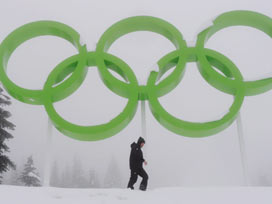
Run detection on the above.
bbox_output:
[1,185,272,204]
[27,172,41,181]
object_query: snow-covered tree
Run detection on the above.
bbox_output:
[103,156,122,188]
[0,87,15,183]
[19,156,41,186]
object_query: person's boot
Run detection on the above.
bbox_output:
[139,184,146,191]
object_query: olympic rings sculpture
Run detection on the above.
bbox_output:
[0,10,271,141]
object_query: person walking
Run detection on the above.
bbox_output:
[127,137,148,191]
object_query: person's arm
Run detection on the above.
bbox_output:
[132,147,145,163]
[140,150,147,165]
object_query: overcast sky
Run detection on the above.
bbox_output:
[1,0,272,188]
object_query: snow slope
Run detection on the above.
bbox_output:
[1,185,272,204]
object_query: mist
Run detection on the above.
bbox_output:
[1,0,272,188]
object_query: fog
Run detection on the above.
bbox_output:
[1,0,272,188]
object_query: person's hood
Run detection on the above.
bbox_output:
[137,137,145,145]
[131,142,138,148]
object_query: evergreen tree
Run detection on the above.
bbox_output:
[5,168,22,186]
[10,168,22,186]
[71,156,86,188]
[19,156,41,186]
[50,161,60,187]
[60,163,72,188]
[88,168,100,188]
[0,87,15,184]
[103,156,122,188]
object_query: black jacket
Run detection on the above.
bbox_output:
[129,142,145,171]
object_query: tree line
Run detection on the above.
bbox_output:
[3,155,123,188]
[0,85,124,188]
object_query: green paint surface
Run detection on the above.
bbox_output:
[0,10,271,140]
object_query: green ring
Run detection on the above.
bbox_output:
[96,16,187,100]
[0,21,87,105]
[147,47,245,137]
[196,10,272,96]
[43,52,138,141]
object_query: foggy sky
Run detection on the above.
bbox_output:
[1,0,272,188]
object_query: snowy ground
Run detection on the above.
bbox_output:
[1,185,272,204]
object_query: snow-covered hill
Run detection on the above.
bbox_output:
[1,185,272,204]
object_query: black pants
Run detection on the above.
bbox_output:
[127,168,148,190]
